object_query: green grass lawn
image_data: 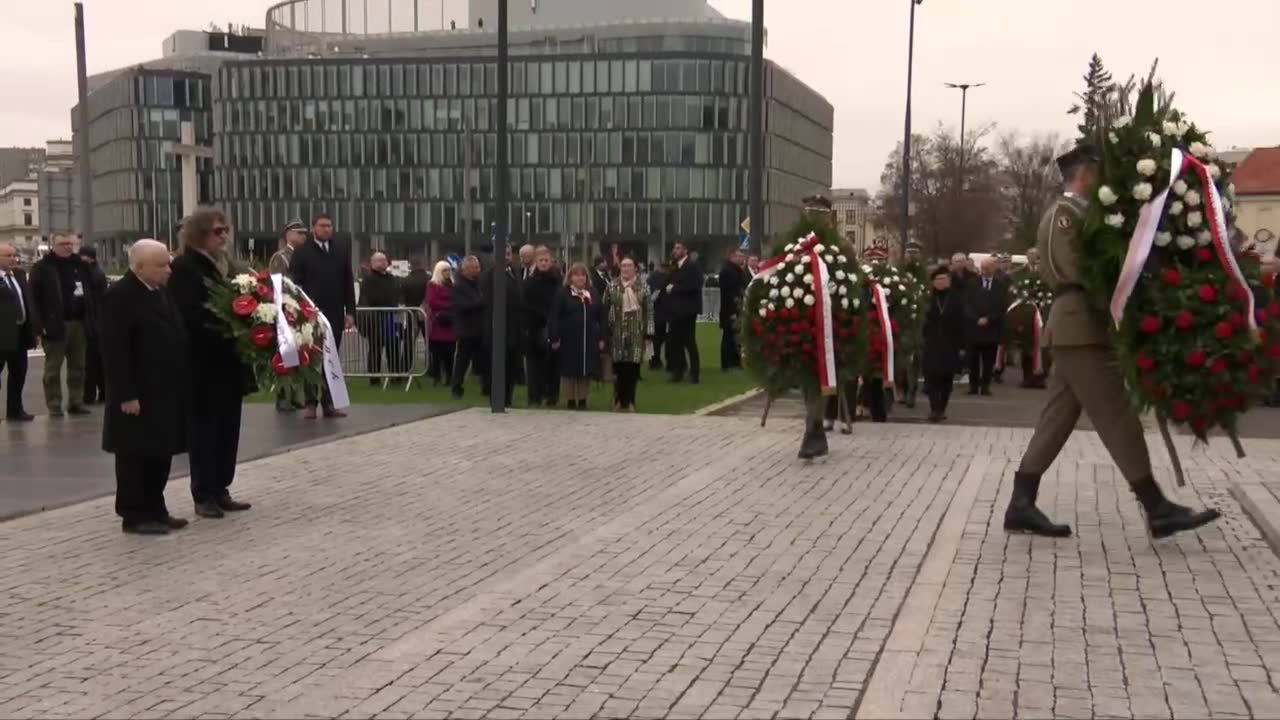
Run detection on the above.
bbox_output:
[248,323,757,415]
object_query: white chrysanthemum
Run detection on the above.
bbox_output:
[802,294,815,306]
[1162,121,1180,136]
[784,253,795,263]
[1189,141,1210,159]
[252,302,278,324]
[1147,132,1162,148]
[838,285,849,297]
[1169,201,1184,216]
[813,244,826,254]
[233,274,257,292]
[768,275,780,286]
[282,294,300,310]
[1154,232,1173,247]
[1132,183,1153,201]
[1186,211,1203,228]
[851,298,861,309]
[1196,231,1213,246]
[768,288,779,298]
[793,264,805,275]
[785,272,795,283]
[1114,115,1132,128]
[1108,131,1119,144]
[1208,164,1222,181]
[824,254,834,264]
[1105,213,1125,228]
[1185,189,1201,207]
[802,273,814,285]
[861,264,873,274]
[838,255,848,263]
[1136,159,1157,177]
[1172,179,1188,196]
[826,282,836,294]
[840,297,849,309]
[882,286,893,297]
[1176,121,1190,136]
[758,307,768,318]
[898,284,906,293]
[835,270,847,280]
[1098,186,1118,206]
[784,297,796,309]
[780,286,793,298]
[1176,234,1196,250]
[766,301,776,311]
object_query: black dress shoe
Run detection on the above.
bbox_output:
[122,520,170,535]
[6,412,34,422]
[194,501,225,518]
[68,406,91,416]
[1147,501,1221,539]
[216,496,252,512]
[1003,471,1072,537]
[798,422,829,460]
[160,515,190,530]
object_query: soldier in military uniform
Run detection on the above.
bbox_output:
[900,240,928,285]
[1005,144,1221,539]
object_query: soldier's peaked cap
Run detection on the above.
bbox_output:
[1056,143,1100,175]
[905,240,923,251]
[282,219,306,233]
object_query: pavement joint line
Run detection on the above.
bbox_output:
[695,386,764,416]
[854,453,992,720]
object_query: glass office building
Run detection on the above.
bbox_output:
[211,0,832,265]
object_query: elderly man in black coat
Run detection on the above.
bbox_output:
[0,242,36,421]
[100,240,190,535]
[964,255,1008,396]
[289,213,356,418]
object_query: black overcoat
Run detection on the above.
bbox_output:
[100,272,189,457]
[922,289,966,378]
[168,250,255,409]
[547,287,601,378]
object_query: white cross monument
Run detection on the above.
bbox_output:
[167,120,214,217]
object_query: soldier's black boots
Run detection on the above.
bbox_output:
[1004,472,1072,537]
[1131,476,1221,539]
[798,421,829,460]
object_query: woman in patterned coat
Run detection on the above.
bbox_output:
[602,256,650,411]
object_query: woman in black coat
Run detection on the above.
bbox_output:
[522,248,563,407]
[922,265,967,422]
[547,263,602,410]
[167,206,256,518]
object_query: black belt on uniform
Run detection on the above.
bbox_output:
[1053,283,1085,297]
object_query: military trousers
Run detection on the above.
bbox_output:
[1017,345,1151,485]
[43,320,87,413]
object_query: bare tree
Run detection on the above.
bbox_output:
[997,132,1068,250]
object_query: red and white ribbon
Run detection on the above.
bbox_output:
[750,232,839,394]
[871,283,894,386]
[1112,147,1255,330]
[1004,299,1044,374]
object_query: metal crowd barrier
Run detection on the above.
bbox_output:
[698,287,721,324]
[339,307,430,390]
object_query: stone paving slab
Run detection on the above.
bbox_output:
[1,411,1279,719]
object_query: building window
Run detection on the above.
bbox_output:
[22,198,31,207]
[23,213,33,226]
[846,210,856,224]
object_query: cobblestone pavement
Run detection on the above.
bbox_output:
[2,411,1280,719]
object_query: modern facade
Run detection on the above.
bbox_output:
[37,140,79,240]
[71,0,833,268]
[0,179,40,255]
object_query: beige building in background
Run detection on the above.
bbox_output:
[1231,147,1280,258]
[0,179,40,255]
[832,188,874,256]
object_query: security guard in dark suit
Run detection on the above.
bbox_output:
[1006,144,1221,540]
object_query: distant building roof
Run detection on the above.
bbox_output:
[1233,147,1280,196]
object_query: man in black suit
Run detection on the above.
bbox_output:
[100,240,190,535]
[718,247,749,370]
[664,241,703,383]
[0,242,35,421]
[449,255,485,399]
[289,213,356,418]
[964,256,1008,396]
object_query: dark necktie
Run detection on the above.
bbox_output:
[5,274,23,324]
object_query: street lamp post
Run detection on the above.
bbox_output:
[748,0,764,256]
[490,0,511,414]
[944,82,985,188]
[899,0,923,258]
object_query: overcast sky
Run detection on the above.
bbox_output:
[2,0,1276,191]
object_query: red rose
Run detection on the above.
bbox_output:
[255,283,274,301]
[1258,309,1270,325]
[1195,247,1213,263]
[1190,417,1209,436]
[1237,349,1253,365]
[1161,268,1181,286]
[1186,349,1207,368]
[1229,283,1249,303]
[1171,401,1192,420]
[1229,312,1245,329]
[231,295,258,317]
[270,353,289,375]
[257,271,270,281]
[789,321,802,333]
[1267,343,1280,359]
[249,324,276,348]
[1248,364,1262,383]
[1174,310,1195,330]
[1198,285,1217,303]
[1268,301,1280,318]
[1214,322,1233,339]
[801,343,814,354]
[1139,315,1161,334]
[1209,357,1228,375]
[1135,352,1156,372]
